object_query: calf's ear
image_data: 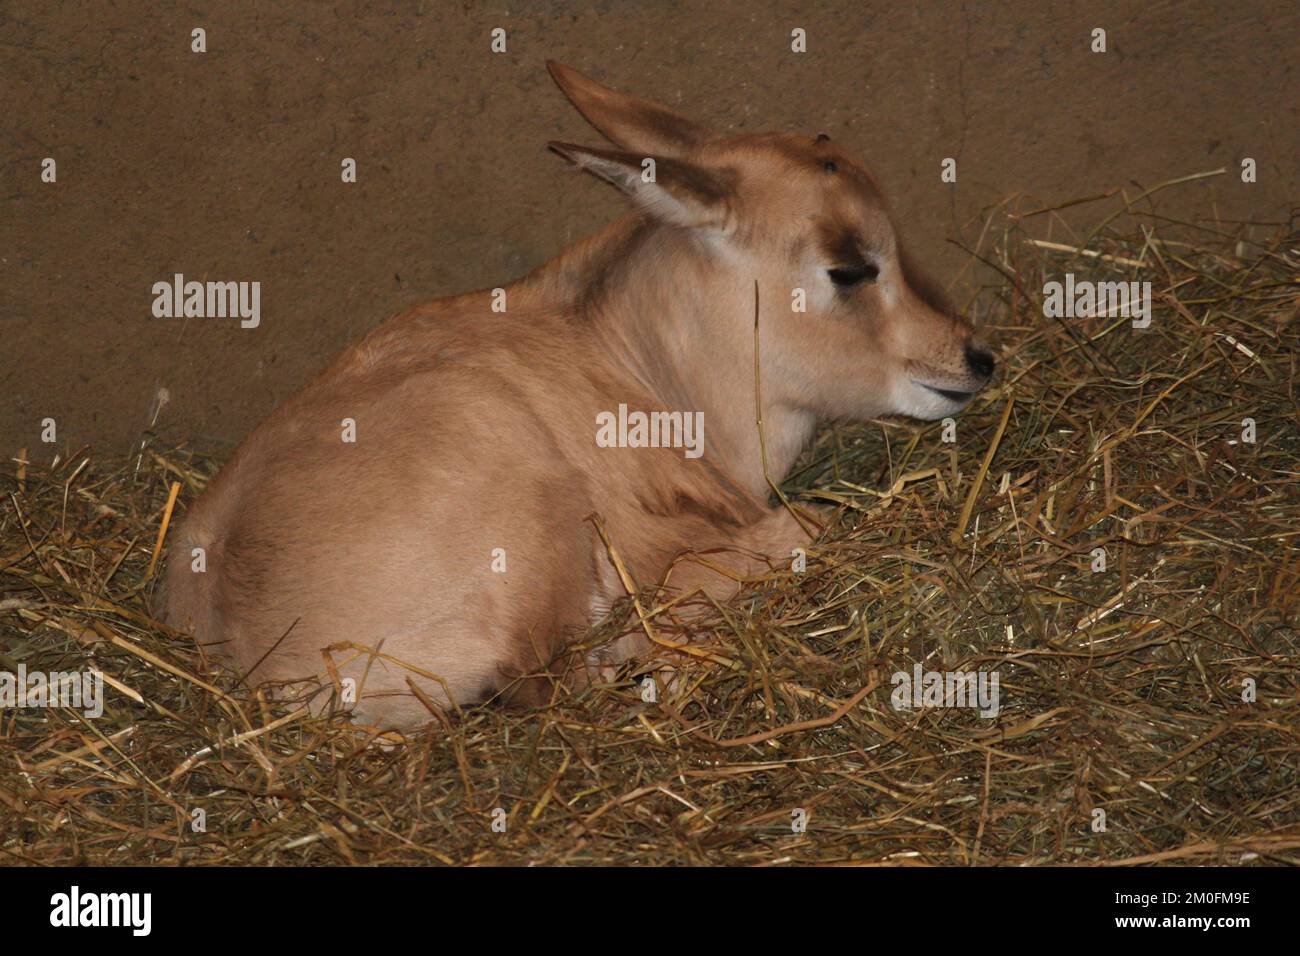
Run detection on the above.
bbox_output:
[549,141,732,231]
[547,61,710,159]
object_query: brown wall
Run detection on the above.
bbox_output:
[4,0,1296,455]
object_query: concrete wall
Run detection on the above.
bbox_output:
[4,0,1296,453]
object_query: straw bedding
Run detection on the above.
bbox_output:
[2,187,1297,865]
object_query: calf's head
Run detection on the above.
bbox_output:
[546,61,994,424]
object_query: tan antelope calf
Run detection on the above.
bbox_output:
[162,62,994,728]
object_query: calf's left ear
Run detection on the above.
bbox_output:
[549,141,732,231]
[546,61,710,159]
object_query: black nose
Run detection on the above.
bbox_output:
[965,343,995,379]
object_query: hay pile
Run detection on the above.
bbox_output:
[3,186,1298,865]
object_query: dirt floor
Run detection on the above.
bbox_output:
[3,0,1296,453]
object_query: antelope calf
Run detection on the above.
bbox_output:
[162,62,995,728]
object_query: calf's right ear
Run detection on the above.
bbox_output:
[549,141,732,232]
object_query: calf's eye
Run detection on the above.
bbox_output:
[827,262,879,288]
